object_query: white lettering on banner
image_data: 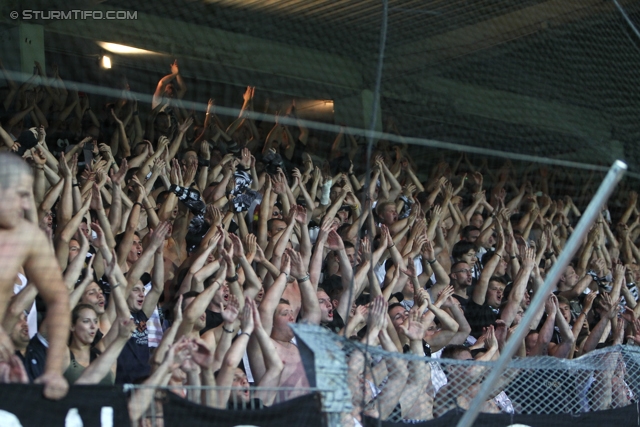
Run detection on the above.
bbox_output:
[0,410,23,427]
[0,407,114,426]
[65,408,83,427]
[100,407,114,427]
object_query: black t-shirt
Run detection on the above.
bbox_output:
[23,335,48,382]
[465,300,499,338]
[92,329,104,347]
[452,294,469,312]
[116,311,150,384]
[506,369,578,414]
[402,340,431,357]
[200,309,224,335]
[321,311,345,334]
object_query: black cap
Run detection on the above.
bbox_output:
[16,128,38,156]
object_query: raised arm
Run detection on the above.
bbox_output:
[420,238,449,286]
[152,61,178,109]
[213,301,254,408]
[288,248,320,324]
[26,226,71,400]
[230,233,262,301]
[68,257,96,310]
[530,295,557,356]
[63,231,90,291]
[3,284,38,336]
[116,178,145,266]
[424,288,460,352]
[581,293,618,355]
[142,240,165,318]
[125,222,170,298]
[258,253,291,336]
[501,247,535,327]
[326,229,354,293]
[90,183,116,250]
[309,217,331,287]
[472,229,505,306]
[367,338,408,418]
[377,157,402,202]
[176,264,226,339]
[128,340,190,424]
[102,248,131,327]
[150,296,183,369]
[269,206,296,266]
[107,159,128,234]
[110,110,130,157]
[76,318,135,384]
[548,295,575,359]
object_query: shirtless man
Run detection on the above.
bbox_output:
[250,249,320,400]
[435,327,503,416]
[0,153,70,399]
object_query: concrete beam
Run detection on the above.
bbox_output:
[384,76,611,141]
[334,89,382,132]
[38,5,363,96]
[0,2,615,142]
[0,23,45,75]
[384,0,635,76]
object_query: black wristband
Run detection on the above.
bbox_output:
[134,202,143,208]
[222,326,235,334]
[296,273,311,283]
[427,259,437,265]
[226,274,239,282]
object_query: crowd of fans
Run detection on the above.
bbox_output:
[0,59,639,425]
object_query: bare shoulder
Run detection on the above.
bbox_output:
[201,328,218,348]
[0,220,47,286]
[17,220,51,253]
[19,219,65,288]
[0,219,41,254]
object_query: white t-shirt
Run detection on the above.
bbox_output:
[14,273,37,338]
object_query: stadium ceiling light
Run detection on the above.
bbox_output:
[100,54,112,69]
[296,100,334,111]
[97,42,158,55]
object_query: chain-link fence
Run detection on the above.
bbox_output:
[119,326,640,426]
[292,324,640,426]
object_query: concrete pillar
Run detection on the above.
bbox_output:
[334,89,382,135]
[0,23,45,78]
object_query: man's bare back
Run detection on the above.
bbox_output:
[0,223,42,321]
[0,153,71,399]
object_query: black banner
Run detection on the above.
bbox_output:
[364,404,640,427]
[0,384,130,427]
[163,391,325,427]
